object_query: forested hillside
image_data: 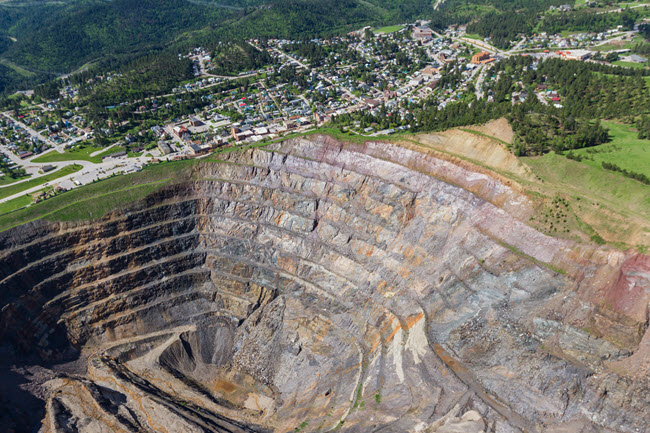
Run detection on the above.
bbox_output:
[5,0,232,73]
[429,0,649,49]
[428,0,567,48]
[0,0,433,94]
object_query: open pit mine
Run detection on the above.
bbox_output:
[0,135,648,433]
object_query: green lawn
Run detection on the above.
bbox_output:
[595,35,647,52]
[0,173,30,186]
[32,145,120,164]
[572,121,650,178]
[0,194,34,216]
[0,164,83,200]
[374,25,403,34]
[464,33,483,41]
[613,60,649,70]
[593,43,622,51]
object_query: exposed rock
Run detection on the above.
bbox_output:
[428,410,486,433]
[0,135,648,432]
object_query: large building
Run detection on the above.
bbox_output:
[471,51,493,64]
[172,125,190,139]
[188,116,204,127]
[413,26,433,40]
[158,141,172,155]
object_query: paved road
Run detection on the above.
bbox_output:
[0,142,98,190]
[432,29,500,55]
[459,37,500,54]
[0,157,88,190]
[165,125,189,152]
[129,70,265,107]
[0,144,28,166]
[509,37,527,53]
[474,65,489,99]
[2,110,89,158]
[196,54,214,77]
[0,166,84,203]
[597,4,650,14]
[1,33,481,208]
[0,155,151,204]
[592,31,636,48]
[268,47,309,70]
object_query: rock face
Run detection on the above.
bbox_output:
[0,135,648,433]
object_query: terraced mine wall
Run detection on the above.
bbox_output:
[1,135,648,432]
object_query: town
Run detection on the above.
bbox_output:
[1,15,649,212]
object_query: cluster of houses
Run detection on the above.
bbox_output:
[0,102,94,162]
[42,22,489,156]
[259,26,483,125]
[512,26,633,52]
[169,24,494,139]
[13,15,645,168]
[550,1,598,12]
[187,47,212,77]
[0,117,45,158]
[549,4,574,12]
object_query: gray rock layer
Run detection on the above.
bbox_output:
[0,135,648,433]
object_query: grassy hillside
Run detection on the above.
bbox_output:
[412,119,650,251]
[436,119,650,250]
[571,121,650,178]
[0,159,195,231]
[0,193,32,215]
[522,151,650,250]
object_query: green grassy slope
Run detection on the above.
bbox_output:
[0,159,195,231]
[572,121,650,178]
[0,193,32,215]
[522,151,650,249]
[32,146,121,164]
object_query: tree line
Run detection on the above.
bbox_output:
[601,161,650,184]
